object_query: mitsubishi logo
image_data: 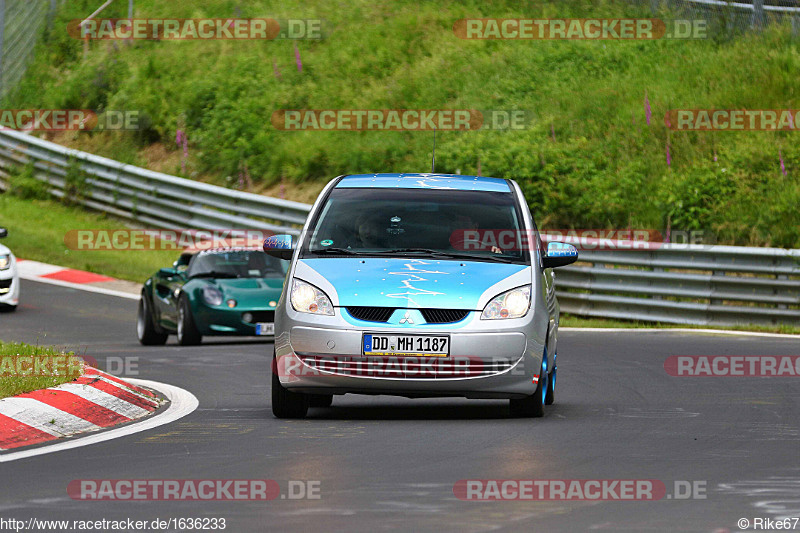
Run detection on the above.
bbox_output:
[399,311,414,324]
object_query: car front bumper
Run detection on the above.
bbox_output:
[0,268,19,307]
[192,305,276,337]
[274,310,548,399]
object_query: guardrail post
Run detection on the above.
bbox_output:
[751,0,765,29]
[709,270,724,307]
[777,272,788,310]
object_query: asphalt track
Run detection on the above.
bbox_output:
[1,279,799,532]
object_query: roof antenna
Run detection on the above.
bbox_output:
[430,127,436,173]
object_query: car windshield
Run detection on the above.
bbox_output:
[186,250,287,278]
[301,187,530,264]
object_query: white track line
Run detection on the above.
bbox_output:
[0,398,101,437]
[0,379,198,463]
[18,275,139,300]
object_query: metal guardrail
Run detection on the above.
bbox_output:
[554,244,800,326]
[639,0,800,36]
[0,129,311,235]
[0,129,797,327]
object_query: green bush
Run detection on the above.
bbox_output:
[6,164,50,201]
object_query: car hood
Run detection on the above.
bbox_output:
[0,243,10,256]
[297,257,531,310]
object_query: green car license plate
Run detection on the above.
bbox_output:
[256,322,275,336]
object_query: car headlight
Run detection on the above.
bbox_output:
[291,279,334,315]
[481,285,531,320]
[202,285,224,306]
[0,255,8,270]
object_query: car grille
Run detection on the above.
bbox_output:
[298,355,514,379]
[346,307,471,324]
[420,309,470,323]
[244,310,275,323]
[346,307,395,322]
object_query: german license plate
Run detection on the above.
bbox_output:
[255,322,275,336]
[363,334,449,357]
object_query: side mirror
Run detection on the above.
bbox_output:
[0,228,7,238]
[158,267,179,278]
[542,241,578,269]
[263,234,294,260]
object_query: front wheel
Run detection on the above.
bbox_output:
[272,355,309,418]
[509,356,548,418]
[177,297,202,346]
[137,296,168,345]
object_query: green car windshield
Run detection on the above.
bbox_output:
[186,250,286,279]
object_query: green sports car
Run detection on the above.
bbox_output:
[137,247,287,345]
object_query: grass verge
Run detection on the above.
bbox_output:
[0,340,84,399]
[0,194,180,283]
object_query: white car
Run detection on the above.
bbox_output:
[0,227,19,312]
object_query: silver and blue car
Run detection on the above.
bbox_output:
[0,227,19,312]
[263,173,578,418]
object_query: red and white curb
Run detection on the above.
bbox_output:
[0,367,197,462]
[0,367,158,450]
[0,376,197,463]
[16,259,139,300]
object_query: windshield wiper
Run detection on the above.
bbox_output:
[377,248,516,263]
[190,271,239,279]
[311,247,365,255]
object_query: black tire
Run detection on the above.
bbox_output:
[177,297,202,346]
[0,305,16,313]
[272,353,309,418]
[137,296,168,345]
[309,394,333,408]
[545,365,556,406]
[509,357,548,418]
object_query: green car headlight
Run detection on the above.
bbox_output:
[0,255,8,270]
[481,285,531,320]
[291,279,334,315]
[202,285,223,306]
